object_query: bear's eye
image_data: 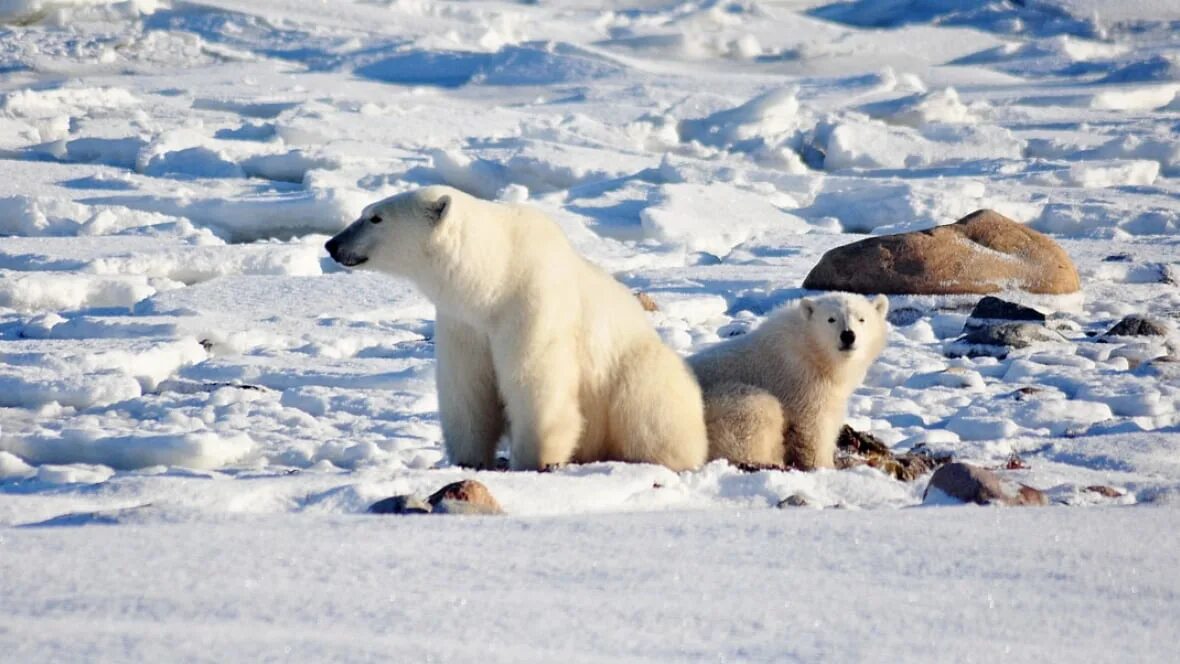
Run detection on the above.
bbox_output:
[369,215,383,225]
[827,317,836,324]
[858,317,865,323]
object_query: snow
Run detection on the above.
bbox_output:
[2,0,1180,659]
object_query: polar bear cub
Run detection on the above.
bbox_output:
[325,186,708,472]
[689,293,889,469]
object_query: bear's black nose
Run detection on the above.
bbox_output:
[840,330,856,348]
[325,236,340,259]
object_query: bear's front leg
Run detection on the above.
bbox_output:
[436,315,504,469]
[492,332,584,471]
[785,413,841,470]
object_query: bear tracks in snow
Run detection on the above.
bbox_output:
[803,209,1081,295]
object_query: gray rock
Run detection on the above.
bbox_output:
[1103,315,1169,338]
[777,494,813,508]
[960,321,1066,349]
[887,307,924,326]
[924,462,1047,506]
[368,495,432,515]
[968,296,1046,323]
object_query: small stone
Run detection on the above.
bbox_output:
[924,462,1042,506]
[1103,315,1169,338]
[1014,484,1049,506]
[427,479,503,514]
[1085,485,1124,498]
[1011,386,1045,400]
[368,495,432,515]
[1004,453,1030,470]
[777,494,812,508]
[836,425,892,456]
[967,296,1046,323]
[635,291,659,312]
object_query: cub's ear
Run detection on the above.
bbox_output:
[801,298,816,319]
[873,294,889,316]
[426,195,452,225]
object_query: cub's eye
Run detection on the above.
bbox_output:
[828,317,836,324]
[858,317,865,323]
[369,215,382,225]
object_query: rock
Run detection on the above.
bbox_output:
[959,321,1066,349]
[777,494,813,508]
[635,291,659,312]
[967,296,1046,323]
[1085,485,1124,498]
[803,209,1081,295]
[1103,315,1169,338]
[887,307,924,326]
[836,425,891,456]
[1011,386,1046,400]
[924,462,1046,506]
[836,426,951,481]
[368,495,432,515]
[432,499,504,515]
[1014,485,1049,506]
[427,480,503,514]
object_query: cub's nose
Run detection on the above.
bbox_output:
[325,236,340,260]
[840,330,856,348]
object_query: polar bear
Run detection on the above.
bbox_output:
[325,186,708,471]
[689,293,889,469]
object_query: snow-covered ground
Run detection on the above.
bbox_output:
[1,0,1178,660]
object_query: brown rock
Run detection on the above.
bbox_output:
[803,209,1081,295]
[427,480,503,514]
[836,426,951,481]
[924,462,1046,506]
[635,291,659,312]
[1014,484,1049,506]
[1085,485,1124,498]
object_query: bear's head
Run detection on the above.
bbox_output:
[799,292,890,367]
[325,186,456,279]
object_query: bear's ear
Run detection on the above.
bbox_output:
[801,298,816,319]
[426,195,452,225]
[873,294,889,317]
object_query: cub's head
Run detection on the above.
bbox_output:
[800,292,890,365]
[325,186,457,278]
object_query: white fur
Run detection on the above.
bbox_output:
[689,293,889,469]
[326,186,708,471]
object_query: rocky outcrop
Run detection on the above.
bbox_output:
[803,210,1081,295]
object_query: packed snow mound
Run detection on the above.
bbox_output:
[3,430,254,470]
[640,182,809,256]
[678,88,803,150]
[0,0,159,23]
[354,43,625,88]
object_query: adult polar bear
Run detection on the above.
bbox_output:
[326,186,708,471]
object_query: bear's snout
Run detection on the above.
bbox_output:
[839,329,856,350]
[325,235,368,267]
